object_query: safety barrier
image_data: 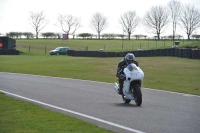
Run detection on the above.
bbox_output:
[68,48,200,59]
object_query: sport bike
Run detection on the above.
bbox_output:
[114,63,144,106]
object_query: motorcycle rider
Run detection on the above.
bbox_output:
[116,53,139,95]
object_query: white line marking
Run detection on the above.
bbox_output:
[183,94,198,97]
[144,88,200,98]
[0,90,145,133]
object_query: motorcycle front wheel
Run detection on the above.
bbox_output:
[134,85,142,106]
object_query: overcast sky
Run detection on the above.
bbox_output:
[0,0,200,38]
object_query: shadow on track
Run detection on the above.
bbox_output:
[113,103,142,108]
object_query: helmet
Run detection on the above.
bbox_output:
[125,53,135,64]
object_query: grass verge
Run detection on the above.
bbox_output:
[16,39,200,52]
[0,93,113,133]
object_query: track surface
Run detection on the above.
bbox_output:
[0,72,200,133]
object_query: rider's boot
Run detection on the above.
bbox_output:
[118,83,123,95]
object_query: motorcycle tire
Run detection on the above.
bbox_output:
[122,94,131,104]
[134,85,142,106]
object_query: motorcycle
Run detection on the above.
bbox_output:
[114,63,145,106]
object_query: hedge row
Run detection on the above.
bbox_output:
[68,48,200,59]
[0,49,20,55]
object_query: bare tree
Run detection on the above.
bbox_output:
[143,6,169,40]
[119,11,140,40]
[71,18,82,39]
[179,4,200,40]
[55,33,62,39]
[57,14,81,39]
[168,0,182,41]
[90,12,108,39]
[29,11,48,39]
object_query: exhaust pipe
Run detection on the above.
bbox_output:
[114,82,119,93]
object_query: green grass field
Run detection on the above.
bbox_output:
[0,39,200,132]
[16,39,200,53]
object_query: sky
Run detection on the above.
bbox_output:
[0,0,200,38]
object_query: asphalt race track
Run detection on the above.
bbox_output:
[0,72,200,133]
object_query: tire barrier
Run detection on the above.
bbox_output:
[68,48,200,59]
[0,49,19,55]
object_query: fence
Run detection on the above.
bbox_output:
[2,45,199,59]
[68,48,200,59]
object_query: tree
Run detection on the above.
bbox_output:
[168,0,182,41]
[143,6,169,40]
[133,34,145,40]
[41,32,56,39]
[77,33,93,39]
[7,32,17,38]
[55,33,62,39]
[6,32,22,38]
[90,12,108,39]
[176,34,183,39]
[16,32,23,38]
[71,18,82,39]
[57,14,81,39]
[192,34,200,40]
[116,34,126,39]
[23,32,34,39]
[29,11,48,39]
[179,4,200,40]
[119,11,140,40]
[161,36,168,39]
[143,35,148,39]
[168,35,174,39]
[101,33,116,39]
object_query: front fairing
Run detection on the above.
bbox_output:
[123,63,144,80]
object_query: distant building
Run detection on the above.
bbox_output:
[0,36,16,49]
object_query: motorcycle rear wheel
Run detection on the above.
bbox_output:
[122,94,131,104]
[134,85,142,106]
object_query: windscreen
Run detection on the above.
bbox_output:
[127,63,138,71]
[55,47,61,50]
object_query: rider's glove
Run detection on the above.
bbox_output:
[120,74,126,80]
